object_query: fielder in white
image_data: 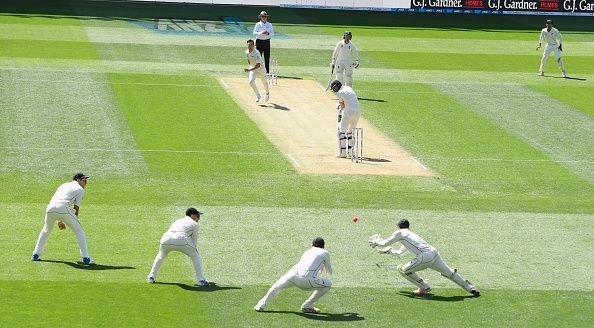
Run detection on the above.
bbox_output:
[330,79,361,158]
[254,237,332,313]
[331,31,359,87]
[369,219,480,297]
[537,19,566,78]
[147,208,209,286]
[32,172,94,265]
[244,39,269,103]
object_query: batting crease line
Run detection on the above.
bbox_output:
[411,156,430,171]
[219,79,229,89]
[0,146,275,156]
[423,157,594,164]
[286,153,301,168]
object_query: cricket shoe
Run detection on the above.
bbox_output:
[301,307,321,314]
[254,305,264,312]
[264,93,269,102]
[198,280,210,287]
[413,287,432,296]
[537,71,544,76]
[32,253,40,261]
[82,257,95,265]
[255,94,261,102]
[335,152,347,158]
[470,288,481,297]
[147,276,155,283]
[562,70,567,78]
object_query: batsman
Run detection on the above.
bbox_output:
[330,80,360,158]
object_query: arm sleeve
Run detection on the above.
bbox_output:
[539,30,544,44]
[390,245,407,255]
[324,254,333,275]
[269,24,275,37]
[377,231,401,247]
[332,42,340,62]
[191,223,199,247]
[74,189,84,207]
[352,43,359,63]
[558,31,562,44]
[253,23,260,37]
[255,51,262,64]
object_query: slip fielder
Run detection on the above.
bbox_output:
[32,172,94,265]
[369,219,480,297]
[330,80,360,158]
[537,19,566,78]
[331,31,359,87]
[244,39,270,102]
[254,237,332,313]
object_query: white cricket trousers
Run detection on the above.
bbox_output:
[539,44,565,73]
[248,69,269,96]
[256,270,332,309]
[34,205,89,258]
[398,250,474,293]
[149,243,206,282]
[335,61,354,86]
[337,108,361,155]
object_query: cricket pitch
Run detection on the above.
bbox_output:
[220,77,434,176]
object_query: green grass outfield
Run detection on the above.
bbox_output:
[0,10,593,327]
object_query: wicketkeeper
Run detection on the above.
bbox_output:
[369,219,480,297]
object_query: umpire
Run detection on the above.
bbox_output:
[253,11,274,74]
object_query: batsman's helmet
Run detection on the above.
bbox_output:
[344,31,352,39]
[397,219,410,229]
[330,79,342,92]
[312,237,325,248]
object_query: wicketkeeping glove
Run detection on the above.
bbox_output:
[377,246,392,254]
[368,234,382,248]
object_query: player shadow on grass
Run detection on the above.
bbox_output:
[259,103,290,111]
[40,260,135,270]
[544,75,587,81]
[397,291,474,302]
[264,311,364,322]
[155,282,241,292]
[357,97,386,103]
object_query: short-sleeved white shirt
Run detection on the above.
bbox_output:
[336,86,360,111]
[160,216,200,247]
[245,48,265,73]
[253,21,274,40]
[294,247,333,276]
[47,181,84,209]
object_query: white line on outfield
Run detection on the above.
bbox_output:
[411,156,430,171]
[423,157,594,164]
[0,146,276,156]
[286,154,301,167]
[2,78,215,88]
[219,79,229,89]
[316,82,326,91]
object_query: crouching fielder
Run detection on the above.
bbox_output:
[254,237,332,313]
[147,208,209,286]
[244,39,269,102]
[330,79,360,158]
[369,219,480,297]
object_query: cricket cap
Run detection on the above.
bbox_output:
[546,19,553,24]
[312,237,325,248]
[186,207,204,216]
[397,219,410,229]
[72,172,90,180]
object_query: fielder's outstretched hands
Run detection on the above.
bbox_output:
[368,234,382,248]
[377,246,392,254]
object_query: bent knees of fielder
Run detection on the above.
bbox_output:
[149,246,171,278]
[257,274,295,308]
[398,264,430,290]
[302,286,331,309]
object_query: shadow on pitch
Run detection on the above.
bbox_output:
[155,281,241,292]
[263,310,364,321]
[259,103,290,111]
[362,157,391,163]
[40,260,135,271]
[397,291,474,302]
[358,97,386,103]
[543,75,587,81]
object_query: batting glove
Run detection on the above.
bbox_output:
[536,45,541,50]
[558,44,562,51]
[368,234,382,248]
[354,61,359,69]
[330,62,335,68]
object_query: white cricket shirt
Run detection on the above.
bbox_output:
[378,229,435,255]
[539,27,562,46]
[294,247,333,276]
[336,86,360,110]
[160,216,199,247]
[245,48,265,73]
[47,181,84,209]
[253,21,274,40]
[332,40,359,64]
